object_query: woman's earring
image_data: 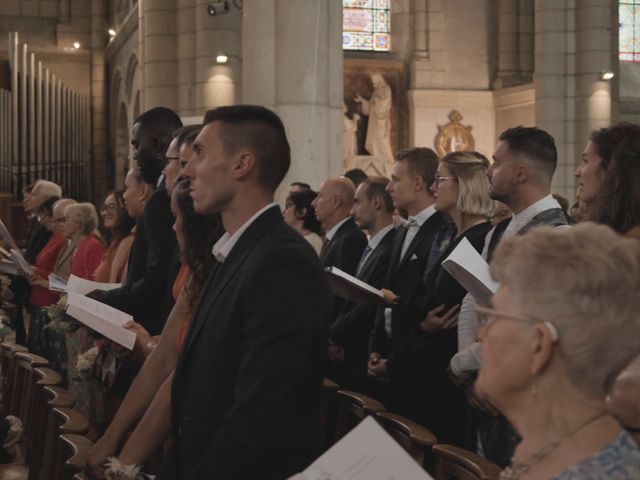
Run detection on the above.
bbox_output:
[531,383,538,399]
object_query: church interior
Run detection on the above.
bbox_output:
[0,1,639,479]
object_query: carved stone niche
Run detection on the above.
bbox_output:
[435,110,475,157]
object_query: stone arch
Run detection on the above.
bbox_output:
[125,53,139,102]
[115,103,129,187]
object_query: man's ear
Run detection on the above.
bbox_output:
[231,150,256,180]
[515,163,529,185]
[413,175,425,193]
[371,194,382,211]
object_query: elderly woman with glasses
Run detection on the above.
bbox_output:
[476,223,640,479]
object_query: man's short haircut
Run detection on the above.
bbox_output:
[134,107,183,147]
[361,176,393,213]
[174,124,203,148]
[498,126,557,181]
[34,180,63,198]
[203,105,291,193]
[395,147,439,190]
[290,181,311,191]
[344,168,368,188]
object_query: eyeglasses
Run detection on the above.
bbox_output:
[165,156,180,163]
[54,217,66,224]
[100,203,118,212]
[475,305,560,343]
[435,175,457,185]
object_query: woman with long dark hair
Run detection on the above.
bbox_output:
[283,189,324,255]
[87,179,224,477]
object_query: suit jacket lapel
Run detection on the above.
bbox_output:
[180,207,281,356]
[389,226,407,274]
[395,212,441,272]
[358,229,394,280]
[321,218,352,266]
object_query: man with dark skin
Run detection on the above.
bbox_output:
[89,107,181,335]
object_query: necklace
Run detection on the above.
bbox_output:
[499,411,607,480]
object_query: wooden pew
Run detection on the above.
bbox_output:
[10,352,48,419]
[29,369,64,480]
[58,434,94,480]
[335,389,386,441]
[0,343,28,414]
[39,408,88,480]
[375,411,437,470]
[432,444,502,480]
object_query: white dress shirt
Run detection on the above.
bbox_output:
[212,203,278,263]
[324,216,351,243]
[356,223,394,275]
[385,204,437,337]
[451,194,568,377]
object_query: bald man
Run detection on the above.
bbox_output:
[312,177,367,317]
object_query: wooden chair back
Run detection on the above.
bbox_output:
[10,352,48,419]
[433,444,502,480]
[375,411,437,469]
[29,368,63,479]
[320,378,340,451]
[39,407,89,480]
[57,434,94,480]
[335,389,386,441]
[1,343,28,413]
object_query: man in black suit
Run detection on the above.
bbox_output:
[328,176,395,393]
[368,148,445,383]
[158,105,331,479]
[91,107,181,335]
[313,176,367,317]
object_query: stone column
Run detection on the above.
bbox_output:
[574,0,615,163]
[193,0,242,113]
[518,0,534,82]
[90,0,108,202]
[534,0,574,199]
[494,0,519,89]
[177,0,196,116]
[139,0,178,110]
[243,0,343,197]
[411,0,445,89]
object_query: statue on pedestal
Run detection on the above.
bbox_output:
[354,73,394,164]
[343,102,360,167]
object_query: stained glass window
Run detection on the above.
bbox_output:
[620,1,640,61]
[343,0,391,52]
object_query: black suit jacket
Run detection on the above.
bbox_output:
[329,226,395,390]
[320,217,367,318]
[95,185,177,334]
[369,211,446,355]
[159,206,331,480]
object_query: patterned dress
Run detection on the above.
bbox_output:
[552,429,640,479]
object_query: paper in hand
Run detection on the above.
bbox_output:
[66,274,121,296]
[48,273,68,293]
[300,416,433,480]
[326,266,385,305]
[65,291,135,349]
[441,237,499,306]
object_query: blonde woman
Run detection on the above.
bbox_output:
[370,151,494,447]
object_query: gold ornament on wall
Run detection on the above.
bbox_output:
[435,110,475,157]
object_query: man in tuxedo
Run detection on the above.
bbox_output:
[368,147,445,383]
[91,107,181,335]
[158,105,331,479]
[328,176,395,392]
[313,177,367,317]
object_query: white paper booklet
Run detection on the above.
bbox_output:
[326,266,384,305]
[300,416,433,480]
[48,273,68,292]
[65,274,121,296]
[441,237,499,306]
[65,291,136,349]
[0,219,18,250]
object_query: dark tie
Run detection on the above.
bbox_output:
[356,245,372,276]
